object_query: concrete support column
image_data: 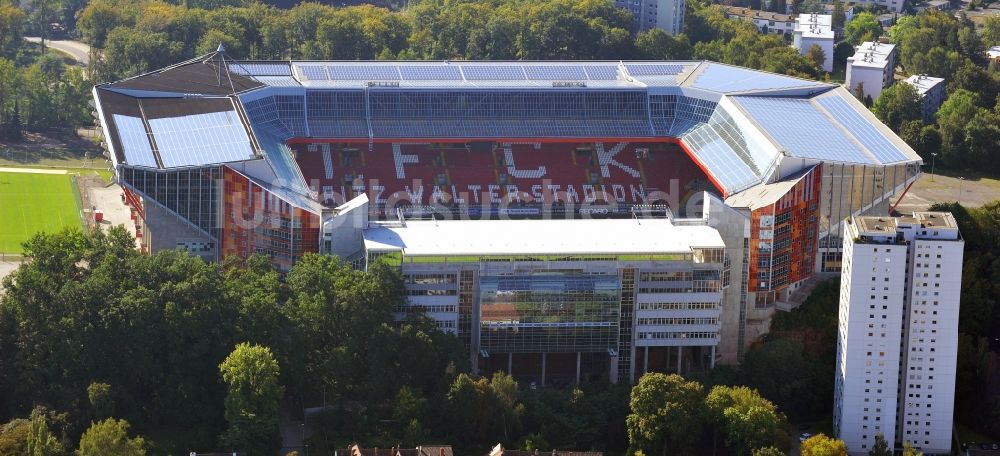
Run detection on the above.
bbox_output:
[508,353,513,375]
[676,346,682,374]
[541,353,547,387]
[643,346,649,375]
[609,354,619,384]
[710,345,716,369]
[575,352,582,385]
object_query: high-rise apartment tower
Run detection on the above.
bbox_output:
[834,212,963,456]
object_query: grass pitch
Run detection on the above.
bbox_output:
[0,171,82,253]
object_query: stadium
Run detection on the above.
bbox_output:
[92,49,921,383]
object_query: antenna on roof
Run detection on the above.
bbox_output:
[204,45,239,95]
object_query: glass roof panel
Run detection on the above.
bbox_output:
[149,110,256,168]
[398,65,462,80]
[733,96,874,164]
[625,64,685,76]
[250,126,308,193]
[817,96,910,164]
[523,65,587,80]
[230,63,292,76]
[112,114,158,168]
[253,76,301,87]
[327,65,400,81]
[299,65,327,81]
[584,65,619,80]
[461,65,526,80]
[692,63,828,93]
[682,126,760,193]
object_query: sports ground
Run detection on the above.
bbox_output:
[0,169,82,253]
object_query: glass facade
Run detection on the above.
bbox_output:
[479,269,621,353]
[221,167,321,272]
[119,166,222,238]
[366,90,652,138]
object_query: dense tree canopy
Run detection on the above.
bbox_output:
[844,12,881,45]
[71,0,824,83]
[705,386,787,456]
[872,82,922,131]
[800,434,847,456]
[626,373,705,455]
[219,343,283,455]
[0,227,466,453]
[76,419,146,456]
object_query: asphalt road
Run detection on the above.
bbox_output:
[24,37,91,66]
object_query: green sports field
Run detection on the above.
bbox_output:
[0,171,82,253]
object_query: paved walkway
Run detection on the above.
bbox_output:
[24,37,91,66]
[0,167,67,174]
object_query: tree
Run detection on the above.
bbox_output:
[844,12,881,45]
[800,434,847,456]
[936,89,984,166]
[0,418,30,456]
[626,373,705,456]
[706,385,786,456]
[948,62,1000,110]
[26,407,64,456]
[831,0,846,28]
[753,447,786,456]
[87,382,114,421]
[806,44,826,72]
[0,3,25,59]
[490,371,524,442]
[635,28,692,60]
[76,419,145,456]
[797,0,823,13]
[872,82,922,131]
[219,343,283,456]
[902,442,923,456]
[983,16,1000,47]
[963,110,1000,172]
[868,433,891,456]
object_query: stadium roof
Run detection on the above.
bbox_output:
[362,218,725,256]
[93,50,921,203]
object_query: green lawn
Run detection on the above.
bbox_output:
[0,172,82,253]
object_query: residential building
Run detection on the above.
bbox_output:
[916,0,951,12]
[903,74,946,123]
[833,212,963,456]
[846,41,898,101]
[615,0,685,35]
[987,46,1000,64]
[722,6,797,36]
[852,0,905,13]
[822,2,857,22]
[793,13,835,72]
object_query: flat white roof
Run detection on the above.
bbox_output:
[903,75,945,95]
[795,14,834,39]
[849,42,896,69]
[362,218,725,256]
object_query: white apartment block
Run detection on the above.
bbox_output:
[793,13,834,72]
[852,0,906,13]
[846,42,898,102]
[903,74,946,123]
[722,7,796,36]
[834,212,963,456]
[617,0,686,35]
